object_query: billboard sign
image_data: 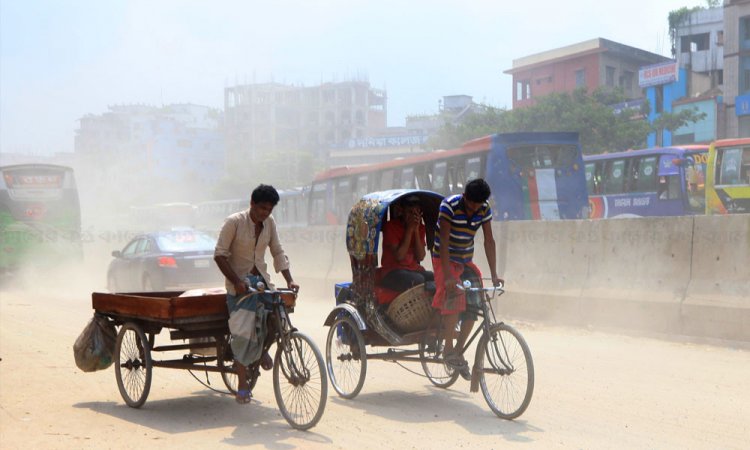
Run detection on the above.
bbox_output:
[639,61,678,88]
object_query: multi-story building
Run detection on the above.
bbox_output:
[504,38,670,109]
[223,80,387,176]
[723,0,750,137]
[74,104,224,207]
[645,6,724,146]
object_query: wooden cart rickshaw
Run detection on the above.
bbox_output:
[323,189,534,419]
[91,285,327,430]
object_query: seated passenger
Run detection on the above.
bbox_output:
[379,195,434,292]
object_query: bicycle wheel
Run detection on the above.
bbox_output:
[273,331,328,430]
[114,322,152,408]
[326,316,367,399]
[475,323,534,419]
[419,331,459,388]
[218,334,258,394]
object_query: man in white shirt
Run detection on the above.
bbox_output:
[214,184,299,404]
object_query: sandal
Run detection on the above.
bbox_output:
[235,389,252,404]
[260,351,273,371]
[444,354,472,381]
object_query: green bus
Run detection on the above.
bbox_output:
[0,164,82,275]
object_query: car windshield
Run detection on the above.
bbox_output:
[156,231,216,252]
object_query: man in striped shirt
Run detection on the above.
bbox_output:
[432,178,501,380]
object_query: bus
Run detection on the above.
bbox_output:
[584,145,708,218]
[705,137,750,215]
[308,132,589,225]
[194,188,308,233]
[0,164,82,274]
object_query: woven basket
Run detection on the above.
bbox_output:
[386,284,433,333]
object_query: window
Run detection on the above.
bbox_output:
[742,16,750,48]
[354,174,370,199]
[465,157,483,181]
[717,147,750,185]
[575,69,586,87]
[516,80,531,101]
[122,240,139,256]
[606,66,615,87]
[431,162,448,192]
[585,163,597,194]
[380,170,394,190]
[681,33,710,52]
[604,160,626,194]
[399,167,415,188]
[634,157,658,192]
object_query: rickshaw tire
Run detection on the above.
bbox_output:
[272,331,327,430]
[326,315,367,399]
[114,322,152,408]
[218,334,257,394]
[475,323,534,420]
[419,331,460,388]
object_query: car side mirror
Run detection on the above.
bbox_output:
[111,250,122,258]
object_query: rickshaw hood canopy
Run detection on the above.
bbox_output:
[346,189,443,262]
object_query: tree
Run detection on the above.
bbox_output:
[428,88,706,154]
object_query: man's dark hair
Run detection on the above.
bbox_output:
[251,184,280,206]
[464,178,491,203]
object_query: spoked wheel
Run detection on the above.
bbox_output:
[273,331,328,430]
[475,323,534,419]
[114,322,152,408]
[326,316,367,399]
[419,330,460,388]
[218,334,259,394]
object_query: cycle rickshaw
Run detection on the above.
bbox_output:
[90,284,327,430]
[323,189,534,419]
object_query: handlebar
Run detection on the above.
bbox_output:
[455,278,505,293]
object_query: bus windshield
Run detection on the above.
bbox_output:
[0,164,82,273]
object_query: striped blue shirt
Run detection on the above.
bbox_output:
[432,194,492,264]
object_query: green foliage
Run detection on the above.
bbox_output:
[668,5,706,56]
[430,88,650,154]
[651,107,706,133]
[429,88,707,155]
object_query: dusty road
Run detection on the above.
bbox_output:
[1,272,749,450]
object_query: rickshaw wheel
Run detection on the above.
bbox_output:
[419,331,459,388]
[476,323,534,420]
[114,322,152,408]
[218,334,257,394]
[326,316,367,399]
[273,331,328,430]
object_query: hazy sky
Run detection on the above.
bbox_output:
[1,0,707,154]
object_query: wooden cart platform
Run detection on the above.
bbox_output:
[92,291,229,332]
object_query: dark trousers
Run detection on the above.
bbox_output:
[380,269,434,292]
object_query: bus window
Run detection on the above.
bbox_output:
[465,156,482,182]
[309,183,327,225]
[536,146,555,168]
[585,163,596,194]
[718,148,744,185]
[449,160,463,194]
[354,174,369,199]
[432,162,448,193]
[604,160,625,194]
[507,146,535,170]
[400,167,415,189]
[634,156,658,192]
[380,170,394,190]
[335,178,351,221]
[412,164,428,190]
[552,145,578,168]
